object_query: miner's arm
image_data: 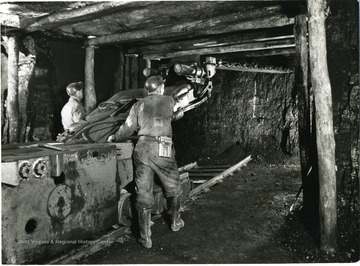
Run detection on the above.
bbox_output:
[108,103,138,142]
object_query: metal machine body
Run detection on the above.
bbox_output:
[1,142,133,264]
[1,60,215,263]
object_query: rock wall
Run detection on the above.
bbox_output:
[173,70,298,165]
[326,0,359,210]
[174,0,359,218]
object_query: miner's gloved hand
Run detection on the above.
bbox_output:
[107,135,116,143]
[172,109,184,121]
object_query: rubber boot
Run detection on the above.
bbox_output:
[169,196,185,232]
[138,208,152,248]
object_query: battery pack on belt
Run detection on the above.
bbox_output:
[139,135,171,141]
[138,135,173,157]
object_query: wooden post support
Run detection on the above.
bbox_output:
[130,55,138,90]
[294,15,319,216]
[138,55,146,88]
[84,43,97,113]
[124,56,130,90]
[114,49,125,94]
[7,35,20,143]
[307,0,337,253]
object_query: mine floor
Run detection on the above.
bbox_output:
[56,159,358,264]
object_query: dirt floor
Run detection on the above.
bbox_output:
[71,154,359,264]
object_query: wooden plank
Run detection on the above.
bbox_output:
[128,26,294,55]
[25,1,153,31]
[209,48,295,60]
[189,156,252,198]
[87,9,294,47]
[217,65,293,74]
[144,38,295,60]
[84,45,97,113]
[307,0,337,253]
[236,47,295,57]
[7,35,20,143]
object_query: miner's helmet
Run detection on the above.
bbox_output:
[144,75,164,93]
[66,81,83,96]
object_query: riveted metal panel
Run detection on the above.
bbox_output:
[1,143,118,264]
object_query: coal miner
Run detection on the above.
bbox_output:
[107,75,185,249]
[61,81,86,132]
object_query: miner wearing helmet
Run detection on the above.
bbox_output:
[107,75,184,249]
[61,81,86,131]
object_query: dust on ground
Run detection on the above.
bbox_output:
[72,150,358,264]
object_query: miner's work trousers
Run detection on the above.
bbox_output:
[133,139,182,209]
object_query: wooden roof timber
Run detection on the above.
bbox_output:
[1,1,303,65]
[86,13,294,47]
[24,3,286,37]
[55,1,259,37]
[142,38,295,60]
[210,47,296,59]
[128,25,295,55]
[25,1,156,32]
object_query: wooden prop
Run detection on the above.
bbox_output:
[7,35,20,143]
[84,45,96,113]
[308,0,337,253]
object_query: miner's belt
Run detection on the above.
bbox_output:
[139,135,171,142]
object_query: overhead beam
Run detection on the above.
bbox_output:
[26,1,154,32]
[222,47,295,58]
[217,65,293,74]
[143,38,295,60]
[128,25,294,55]
[205,48,295,62]
[87,6,294,47]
